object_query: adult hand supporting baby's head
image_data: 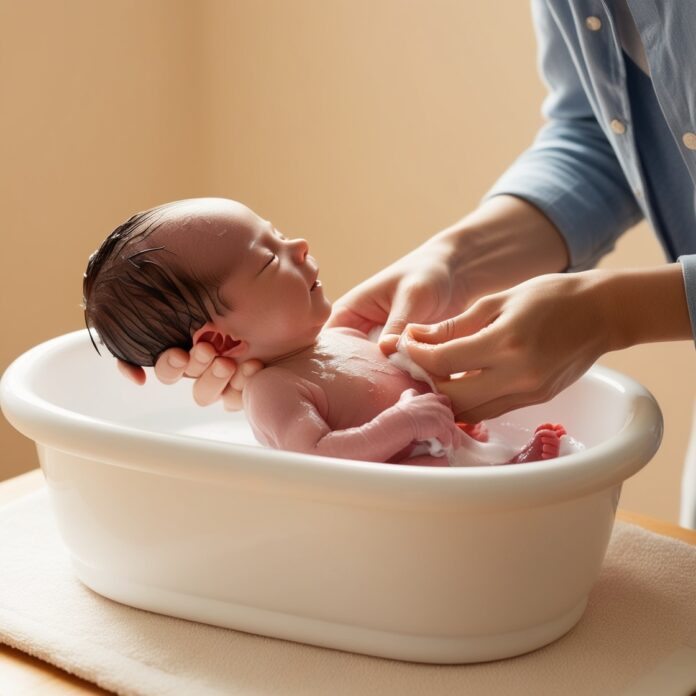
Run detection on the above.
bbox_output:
[116,343,264,411]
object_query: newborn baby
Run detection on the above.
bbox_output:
[83,198,567,466]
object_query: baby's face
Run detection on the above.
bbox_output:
[154,199,332,362]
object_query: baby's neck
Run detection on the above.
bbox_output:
[264,339,321,368]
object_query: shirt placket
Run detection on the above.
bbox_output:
[627,1,696,191]
[575,1,660,235]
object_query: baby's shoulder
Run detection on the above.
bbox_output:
[244,365,329,423]
[245,365,324,406]
[246,365,302,393]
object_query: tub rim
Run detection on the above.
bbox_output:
[0,330,663,508]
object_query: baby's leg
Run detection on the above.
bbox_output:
[456,422,489,443]
[506,423,567,465]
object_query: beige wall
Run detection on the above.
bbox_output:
[1,1,693,523]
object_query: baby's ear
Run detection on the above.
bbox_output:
[192,322,248,357]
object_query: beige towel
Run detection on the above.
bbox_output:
[1,488,696,696]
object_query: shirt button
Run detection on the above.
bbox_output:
[585,16,602,31]
[611,119,626,135]
[683,132,696,150]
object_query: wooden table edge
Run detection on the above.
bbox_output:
[1,467,695,695]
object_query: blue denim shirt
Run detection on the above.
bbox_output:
[484,0,696,338]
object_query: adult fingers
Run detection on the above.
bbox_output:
[229,359,264,391]
[221,386,244,411]
[406,297,500,345]
[220,359,264,411]
[117,359,146,386]
[325,303,380,334]
[434,365,552,422]
[191,357,237,407]
[434,368,516,418]
[154,342,217,383]
[377,284,423,354]
[185,342,219,379]
[401,326,498,378]
[450,390,548,424]
[153,348,190,385]
[397,298,502,375]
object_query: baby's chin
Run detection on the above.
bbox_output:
[314,296,333,324]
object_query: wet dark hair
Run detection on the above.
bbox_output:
[82,205,231,367]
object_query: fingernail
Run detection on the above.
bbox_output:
[193,345,211,363]
[400,331,421,344]
[168,354,187,368]
[378,333,398,346]
[407,323,434,335]
[241,362,257,376]
[212,360,231,378]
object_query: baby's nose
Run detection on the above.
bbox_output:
[290,238,309,262]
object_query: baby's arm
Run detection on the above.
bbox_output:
[244,368,461,462]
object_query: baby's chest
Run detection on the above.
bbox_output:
[315,360,426,430]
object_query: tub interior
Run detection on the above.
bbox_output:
[18,331,632,454]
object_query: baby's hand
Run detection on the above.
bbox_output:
[117,344,264,411]
[396,389,464,448]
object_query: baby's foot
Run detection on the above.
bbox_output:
[456,422,489,443]
[506,423,566,465]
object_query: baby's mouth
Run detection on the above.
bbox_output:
[310,279,321,292]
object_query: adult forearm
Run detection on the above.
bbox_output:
[602,264,693,350]
[431,194,570,303]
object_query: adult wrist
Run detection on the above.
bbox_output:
[599,265,692,351]
[430,195,570,302]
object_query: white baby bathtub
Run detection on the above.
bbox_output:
[1,330,662,664]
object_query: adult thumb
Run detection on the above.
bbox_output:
[378,289,419,355]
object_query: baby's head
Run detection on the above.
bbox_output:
[83,198,331,366]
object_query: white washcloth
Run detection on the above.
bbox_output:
[387,335,509,464]
[1,487,696,695]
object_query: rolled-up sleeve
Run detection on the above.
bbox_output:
[483,0,644,271]
[678,255,696,342]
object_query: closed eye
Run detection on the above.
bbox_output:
[259,254,276,274]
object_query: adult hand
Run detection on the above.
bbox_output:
[326,236,464,356]
[400,272,614,422]
[117,343,264,411]
[326,196,571,356]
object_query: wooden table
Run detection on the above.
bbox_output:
[2,468,696,695]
